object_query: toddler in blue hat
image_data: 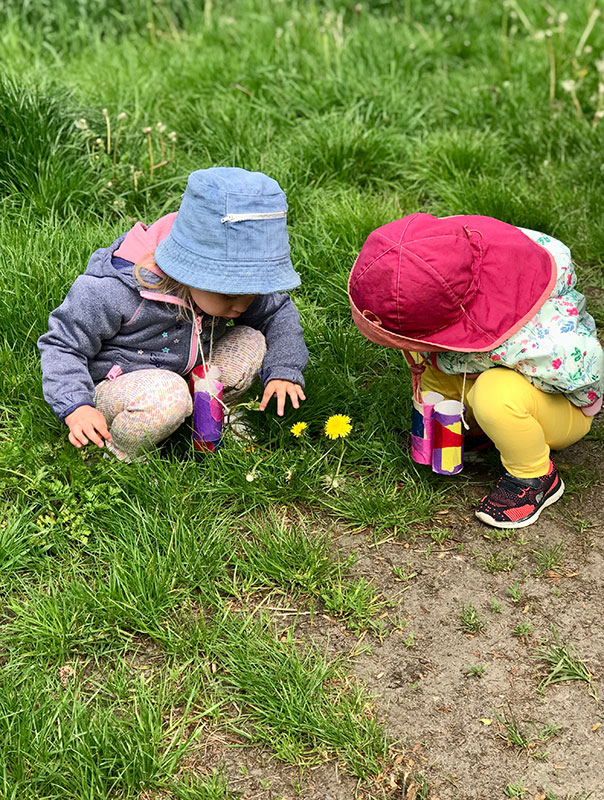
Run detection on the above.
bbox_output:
[38,168,308,461]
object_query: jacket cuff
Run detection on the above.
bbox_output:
[59,402,96,424]
[262,366,305,389]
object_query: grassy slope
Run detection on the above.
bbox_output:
[0,1,603,796]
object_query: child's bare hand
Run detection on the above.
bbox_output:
[65,406,112,448]
[259,380,306,416]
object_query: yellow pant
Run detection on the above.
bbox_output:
[420,366,592,478]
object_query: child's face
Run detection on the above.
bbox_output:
[188,288,257,319]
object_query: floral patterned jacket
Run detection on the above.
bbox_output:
[428,228,603,414]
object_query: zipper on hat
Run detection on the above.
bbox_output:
[220,211,287,223]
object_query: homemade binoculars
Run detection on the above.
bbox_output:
[410,392,465,475]
[189,364,224,452]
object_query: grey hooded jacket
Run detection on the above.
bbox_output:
[38,234,308,422]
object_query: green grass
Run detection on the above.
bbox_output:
[459,602,486,634]
[2,0,604,796]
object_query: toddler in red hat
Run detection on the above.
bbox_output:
[348,213,603,529]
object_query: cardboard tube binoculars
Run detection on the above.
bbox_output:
[190,364,224,452]
[411,392,464,475]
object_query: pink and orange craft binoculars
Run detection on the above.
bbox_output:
[410,391,464,475]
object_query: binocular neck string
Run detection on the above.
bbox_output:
[460,366,470,431]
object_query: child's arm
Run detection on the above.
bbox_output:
[236,292,308,413]
[38,275,129,426]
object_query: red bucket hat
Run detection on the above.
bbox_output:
[348,213,557,354]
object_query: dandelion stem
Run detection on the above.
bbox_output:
[112,123,123,180]
[575,8,600,58]
[571,87,583,119]
[501,8,510,73]
[334,439,346,481]
[547,37,556,104]
[103,109,111,154]
[146,131,154,175]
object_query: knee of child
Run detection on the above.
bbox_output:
[145,372,192,423]
[247,328,268,370]
[167,374,194,421]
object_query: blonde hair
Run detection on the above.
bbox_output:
[133,254,193,317]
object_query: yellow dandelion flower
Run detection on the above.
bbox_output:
[290,421,308,438]
[324,414,352,440]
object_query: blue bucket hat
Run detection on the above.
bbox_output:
[155,167,300,294]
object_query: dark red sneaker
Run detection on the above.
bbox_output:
[475,461,564,529]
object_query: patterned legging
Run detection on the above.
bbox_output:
[95,326,266,461]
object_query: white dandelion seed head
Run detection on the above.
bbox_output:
[74,118,88,130]
[117,112,127,121]
[142,126,152,134]
[561,79,576,92]
[246,472,255,482]
[558,12,568,25]
[534,30,546,42]
[156,122,167,133]
[168,131,177,142]
[102,108,109,117]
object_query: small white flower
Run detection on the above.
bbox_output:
[545,28,553,37]
[596,58,604,74]
[561,79,576,93]
[156,122,167,133]
[74,118,88,130]
[117,112,127,121]
[503,80,511,88]
[106,181,113,187]
[558,12,568,25]
[594,110,604,120]
[585,45,593,54]
[168,131,177,142]
[102,108,109,117]
[534,30,546,42]
[95,137,104,147]
[463,39,470,47]
[245,472,255,482]
[445,14,453,22]
[275,27,283,38]
[142,126,152,134]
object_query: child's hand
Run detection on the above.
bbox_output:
[65,405,112,449]
[259,380,306,416]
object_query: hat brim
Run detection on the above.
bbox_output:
[348,236,558,354]
[155,237,301,294]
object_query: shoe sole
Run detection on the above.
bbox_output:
[475,478,565,529]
